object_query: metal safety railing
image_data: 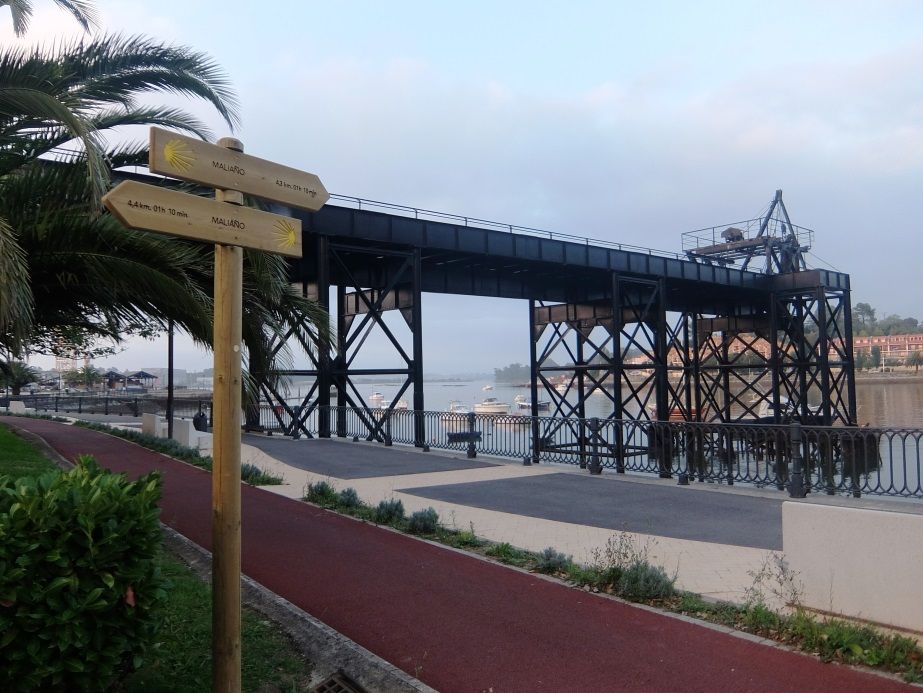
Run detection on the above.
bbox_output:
[254,402,923,501]
[6,393,212,423]
[8,394,918,500]
[328,194,695,263]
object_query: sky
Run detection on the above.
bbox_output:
[8,1,923,374]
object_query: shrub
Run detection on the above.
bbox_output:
[454,530,481,547]
[616,561,676,600]
[486,542,530,565]
[304,480,338,505]
[486,542,517,560]
[373,498,405,525]
[439,523,483,549]
[337,487,361,510]
[0,455,167,691]
[240,463,282,486]
[535,547,572,575]
[407,507,440,535]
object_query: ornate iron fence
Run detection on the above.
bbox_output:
[252,402,921,500]
[10,393,211,422]
[8,393,918,500]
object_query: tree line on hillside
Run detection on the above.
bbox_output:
[852,303,921,336]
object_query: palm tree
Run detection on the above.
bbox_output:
[0,31,329,414]
[0,359,38,395]
[62,364,101,390]
[907,351,923,374]
[0,33,238,354]
[0,0,98,36]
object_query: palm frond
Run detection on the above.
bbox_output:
[0,0,98,36]
[56,34,239,129]
[0,87,107,196]
[0,214,33,356]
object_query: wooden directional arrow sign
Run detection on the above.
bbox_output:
[149,127,329,211]
[102,180,303,257]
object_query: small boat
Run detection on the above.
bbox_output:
[441,400,472,431]
[493,413,531,428]
[474,397,511,415]
[482,384,494,391]
[752,396,820,423]
[513,394,550,412]
[370,393,407,418]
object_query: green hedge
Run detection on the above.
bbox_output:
[0,456,167,691]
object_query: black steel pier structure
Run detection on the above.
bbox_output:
[264,196,855,460]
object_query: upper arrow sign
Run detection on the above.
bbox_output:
[103,180,303,257]
[148,127,329,211]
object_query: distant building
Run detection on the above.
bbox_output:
[854,334,923,362]
[54,354,89,372]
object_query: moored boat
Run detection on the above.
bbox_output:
[514,394,550,412]
[441,400,472,431]
[474,397,511,415]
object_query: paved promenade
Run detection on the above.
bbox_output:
[4,418,913,692]
[241,434,784,604]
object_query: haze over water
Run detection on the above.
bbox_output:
[290,378,923,428]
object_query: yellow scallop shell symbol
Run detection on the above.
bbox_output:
[274,219,298,249]
[163,139,195,172]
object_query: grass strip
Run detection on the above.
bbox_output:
[302,481,923,683]
[0,421,58,478]
[120,554,311,692]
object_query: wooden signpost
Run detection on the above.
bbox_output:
[103,180,304,257]
[148,127,329,211]
[103,129,327,693]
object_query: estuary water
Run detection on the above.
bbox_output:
[292,377,923,428]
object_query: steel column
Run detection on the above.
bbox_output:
[317,235,331,437]
[412,249,425,446]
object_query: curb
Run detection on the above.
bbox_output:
[161,523,436,693]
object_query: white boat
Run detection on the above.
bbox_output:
[375,398,408,412]
[493,413,531,428]
[474,397,511,415]
[482,384,494,391]
[514,394,550,412]
[369,393,407,418]
[441,400,472,431]
[753,396,820,423]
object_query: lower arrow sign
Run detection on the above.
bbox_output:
[103,180,303,257]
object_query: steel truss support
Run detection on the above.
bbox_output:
[696,314,774,423]
[331,244,424,445]
[664,311,699,422]
[246,237,331,440]
[529,276,669,467]
[265,240,425,444]
[772,285,855,426]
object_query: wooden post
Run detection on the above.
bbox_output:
[105,126,327,689]
[212,136,244,693]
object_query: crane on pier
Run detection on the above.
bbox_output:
[682,190,811,274]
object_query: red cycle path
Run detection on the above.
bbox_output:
[9,419,912,692]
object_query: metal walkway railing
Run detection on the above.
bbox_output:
[13,394,918,500]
